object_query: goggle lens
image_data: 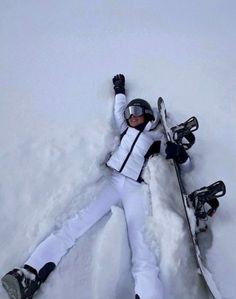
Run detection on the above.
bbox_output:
[124,106,144,120]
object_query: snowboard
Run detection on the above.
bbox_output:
[158,97,226,299]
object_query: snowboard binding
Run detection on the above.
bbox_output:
[188,181,226,232]
[171,116,199,150]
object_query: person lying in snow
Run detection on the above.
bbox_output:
[1,74,191,299]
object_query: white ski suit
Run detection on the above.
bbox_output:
[25,93,187,299]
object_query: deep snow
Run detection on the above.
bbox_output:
[0,1,236,298]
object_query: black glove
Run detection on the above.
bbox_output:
[165,141,189,164]
[112,74,125,95]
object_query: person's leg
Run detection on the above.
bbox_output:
[121,179,163,299]
[2,177,121,299]
[25,180,121,272]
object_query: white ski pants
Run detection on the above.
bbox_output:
[25,171,163,299]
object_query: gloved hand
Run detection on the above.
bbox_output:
[112,74,125,95]
[165,141,189,164]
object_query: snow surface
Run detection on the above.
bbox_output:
[0,1,236,298]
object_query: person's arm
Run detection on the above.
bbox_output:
[164,141,192,171]
[112,74,128,133]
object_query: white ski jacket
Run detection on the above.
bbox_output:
[106,94,165,181]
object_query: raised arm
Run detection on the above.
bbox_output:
[112,74,128,133]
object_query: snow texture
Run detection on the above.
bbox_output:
[0,1,236,298]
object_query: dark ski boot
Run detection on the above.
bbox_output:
[135,295,140,299]
[1,265,41,299]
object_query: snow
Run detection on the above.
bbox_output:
[0,1,236,298]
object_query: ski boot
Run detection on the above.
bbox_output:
[135,295,140,299]
[1,265,41,299]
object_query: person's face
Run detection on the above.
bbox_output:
[128,114,145,127]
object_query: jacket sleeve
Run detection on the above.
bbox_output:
[113,93,128,133]
[160,136,192,172]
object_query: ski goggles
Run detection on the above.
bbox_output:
[124,106,145,120]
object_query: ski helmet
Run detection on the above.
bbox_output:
[124,98,154,121]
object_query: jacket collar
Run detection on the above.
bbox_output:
[131,121,153,132]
